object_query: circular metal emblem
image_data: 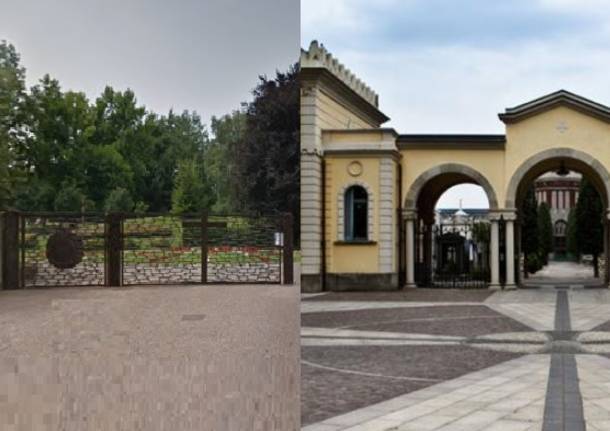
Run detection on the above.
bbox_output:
[46,229,84,269]
[347,161,363,177]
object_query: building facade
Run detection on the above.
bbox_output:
[534,173,581,254]
[300,41,610,292]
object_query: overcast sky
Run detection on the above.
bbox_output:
[1,0,299,127]
[302,0,610,208]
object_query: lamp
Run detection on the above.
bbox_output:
[556,161,569,176]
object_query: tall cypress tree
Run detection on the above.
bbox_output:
[575,178,604,277]
[537,202,553,264]
[566,208,578,258]
[521,185,539,275]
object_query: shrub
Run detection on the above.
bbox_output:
[104,187,134,213]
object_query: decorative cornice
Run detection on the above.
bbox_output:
[397,134,505,150]
[499,90,610,124]
[324,148,401,161]
[301,40,379,107]
[301,68,390,126]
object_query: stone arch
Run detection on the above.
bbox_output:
[404,163,499,211]
[337,181,375,241]
[505,148,610,209]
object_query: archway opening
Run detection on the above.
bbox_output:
[512,157,608,286]
[408,168,495,288]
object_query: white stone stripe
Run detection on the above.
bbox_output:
[302,355,549,431]
[301,301,483,313]
[302,327,464,340]
[301,360,442,382]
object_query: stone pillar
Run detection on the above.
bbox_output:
[504,212,517,290]
[404,210,417,289]
[489,217,501,290]
[300,152,324,292]
[604,210,610,288]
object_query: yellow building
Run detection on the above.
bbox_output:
[300,41,610,292]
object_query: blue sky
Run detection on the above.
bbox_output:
[302,0,610,208]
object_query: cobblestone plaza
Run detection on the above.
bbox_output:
[301,263,610,430]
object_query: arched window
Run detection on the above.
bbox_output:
[344,185,368,241]
[555,220,567,237]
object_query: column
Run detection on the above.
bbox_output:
[404,211,417,288]
[505,214,517,290]
[489,218,501,290]
[604,210,610,288]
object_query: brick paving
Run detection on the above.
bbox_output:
[302,289,494,302]
[302,305,531,337]
[301,345,521,425]
[0,284,300,431]
[301,281,610,430]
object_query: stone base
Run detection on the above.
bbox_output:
[488,283,502,291]
[300,274,323,293]
[404,283,418,289]
[504,283,518,290]
[324,273,399,291]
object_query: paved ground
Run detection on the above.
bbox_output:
[0,284,300,431]
[524,261,599,287]
[301,270,610,430]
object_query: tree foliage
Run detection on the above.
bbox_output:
[521,185,540,273]
[0,40,26,205]
[566,208,578,257]
[104,187,134,213]
[171,159,212,214]
[574,178,604,276]
[0,41,298,226]
[54,183,87,212]
[232,65,299,238]
[537,202,553,264]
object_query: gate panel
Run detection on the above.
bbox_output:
[20,213,106,287]
[415,219,490,289]
[6,211,290,288]
[122,214,202,286]
[207,215,282,284]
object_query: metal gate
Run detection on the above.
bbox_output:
[1,211,294,288]
[414,219,490,288]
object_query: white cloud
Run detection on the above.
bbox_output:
[303,1,610,205]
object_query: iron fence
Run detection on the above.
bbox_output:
[1,211,293,288]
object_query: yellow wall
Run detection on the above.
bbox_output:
[400,148,505,207]
[317,89,377,130]
[325,156,381,273]
[504,106,610,199]
[323,104,610,277]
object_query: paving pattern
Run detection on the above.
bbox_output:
[0,284,300,431]
[302,279,610,430]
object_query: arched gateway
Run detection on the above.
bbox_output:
[300,41,610,292]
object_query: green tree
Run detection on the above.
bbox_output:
[537,202,553,264]
[232,65,299,242]
[82,145,133,208]
[566,208,578,258]
[104,187,134,213]
[205,110,245,213]
[13,179,55,211]
[171,159,213,214]
[521,185,540,275]
[54,183,86,212]
[575,178,604,277]
[0,40,27,205]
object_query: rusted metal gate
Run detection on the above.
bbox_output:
[1,211,293,288]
